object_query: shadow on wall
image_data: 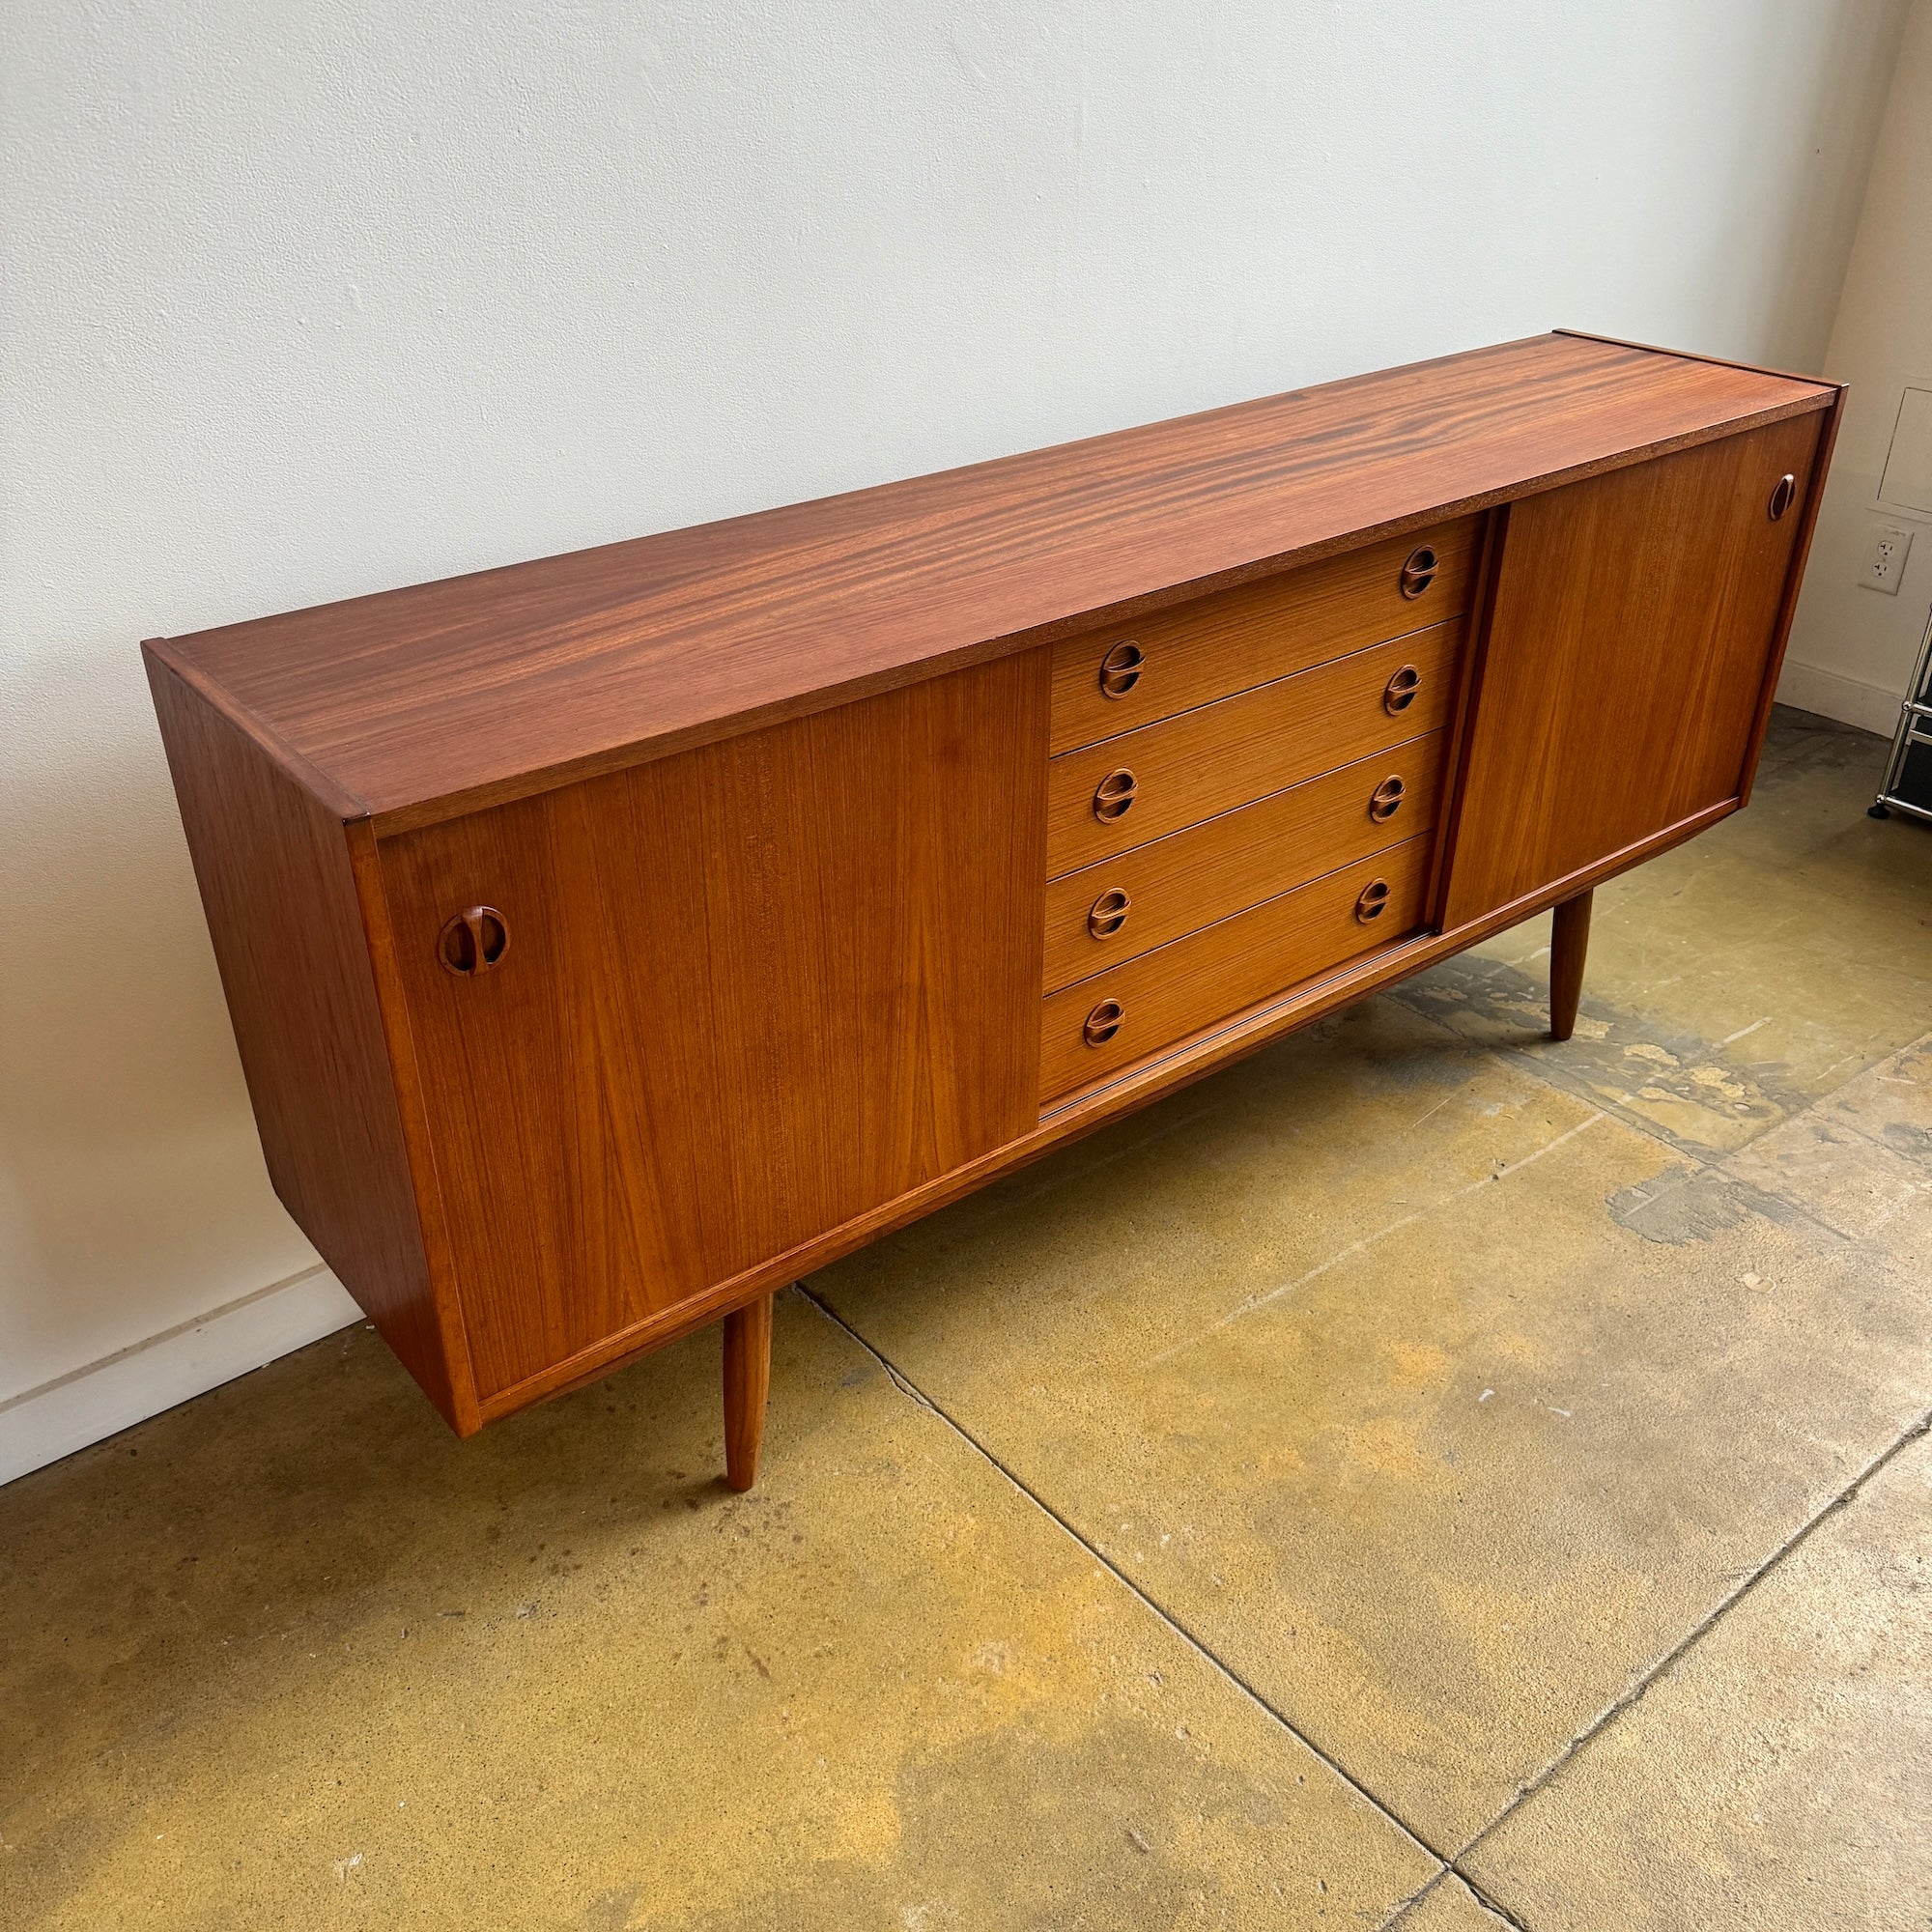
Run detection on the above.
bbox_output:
[0,640,320,1399]
[1723,6,1897,376]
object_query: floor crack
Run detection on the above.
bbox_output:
[1381,1868,1526,1929]
[1451,1402,1932,1871]
[796,1282,1460,1878]
[1452,1870,1535,1929]
[1147,1109,1608,1368]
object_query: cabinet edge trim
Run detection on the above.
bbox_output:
[346,822,487,1435]
[1551,329,1841,398]
[1736,389,1847,804]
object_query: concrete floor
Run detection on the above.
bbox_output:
[4,706,1930,1930]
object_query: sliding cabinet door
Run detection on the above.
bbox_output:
[1442,412,1829,930]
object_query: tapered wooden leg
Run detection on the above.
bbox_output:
[723,1292,775,1492]
[1548,889,1593,1042]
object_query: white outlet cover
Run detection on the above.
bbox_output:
[1862,522,1914,594]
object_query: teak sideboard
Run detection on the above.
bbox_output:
[146,331,1841,1488]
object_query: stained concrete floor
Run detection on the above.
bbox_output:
[4,707,1930,1931]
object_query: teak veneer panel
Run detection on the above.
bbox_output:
[1043,732,1449,993]
[1047,625,1463,875]
[149,334,1833,829]
[1049,515,1481,754]
[145,658,476,1429]
[1444,412,1827,927]
[1041,837,1435,1103]
[376,655,1046,1401]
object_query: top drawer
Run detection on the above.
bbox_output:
[1050,514,1483,754]
[1047,622,1463,875]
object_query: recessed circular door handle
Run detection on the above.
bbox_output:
[1083,998,1124,1047]
[440,905,510,975]
[1768,473,1796,521]
[1099,640,1145,698]
[1383,665,1422,715]
[1369,775,1406,823]
[1088,887,1131,938]
[1093,768,1138,822]
[1400,545,1438,599]
[1355,878,1392,923]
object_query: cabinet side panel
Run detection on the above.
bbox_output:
[1442,413,1827,929]
[380,651,1049,1402]
[146,653,471,1429]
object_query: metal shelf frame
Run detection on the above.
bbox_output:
[1871,600,1932,825]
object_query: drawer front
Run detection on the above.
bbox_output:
[1043,730,1447,993]
[1051,515,1480,754]
[1041,837,1434,1103]
[1048,622,1462,875]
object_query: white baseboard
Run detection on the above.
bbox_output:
[1775,657,1904,737]
[0,1266,361,1487]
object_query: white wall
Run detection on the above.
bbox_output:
[1780,0,1932,733]
[0,0,1911,1471]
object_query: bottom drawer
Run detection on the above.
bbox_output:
[1039,836,1434,1104]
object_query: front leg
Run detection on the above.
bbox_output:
[1548,889,1593,1042]
[722,1292,775,1492]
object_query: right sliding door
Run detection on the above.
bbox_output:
[1441,411,1829,931]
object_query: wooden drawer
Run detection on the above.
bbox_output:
[1043,730,1447,994]
[1048,622,1462,875]
[1051,515,1480,754]
[1041,836,1434,1104]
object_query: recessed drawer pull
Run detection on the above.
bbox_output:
[1083,998,1124,1047]
[1399,546,1438,598]
[1368,775,1406,822]
[439,905,510,976]
[1355,878,1392,923]
[1768,473,1796,521]
[1093,768,1139,822]
[1383,665,1422,714]
[1098,640,1145,697]
[1088,887,1132,939]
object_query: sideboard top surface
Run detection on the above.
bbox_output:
[148,331,1833,831]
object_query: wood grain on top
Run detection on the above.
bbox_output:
[147,332,1833,830]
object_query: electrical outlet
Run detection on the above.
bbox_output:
[1861,523,1914,594]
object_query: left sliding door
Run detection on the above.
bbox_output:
[379,654,1050,1411]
